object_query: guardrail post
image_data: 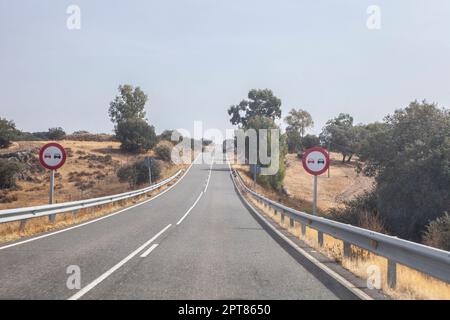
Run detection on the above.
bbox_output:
[49,214,56,223]
[318,231,324,247]
[19,220,27,232]
[301,223,306,236]
[281,212,285,224]
[387,260,397,289]
[343,241,351,258]
[289,216,294,228]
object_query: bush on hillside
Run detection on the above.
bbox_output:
[0,118,18,148]
[154,141,172,162]
[0,159,22,189]
[422,213,450,250]
[117,159,161,187]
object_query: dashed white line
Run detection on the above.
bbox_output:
[140,243,159,258]
[176,192,204,225]
[68,224,171,300]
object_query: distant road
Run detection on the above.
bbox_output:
[0,152,357,300]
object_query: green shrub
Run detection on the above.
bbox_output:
[326,190,386,233]
[422,213,450,250]
[155,141,172,162]
[0,118,17,148]
[0,159,22,189]
[47,127,66,140]
[117,159,161,187]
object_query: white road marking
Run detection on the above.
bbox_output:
[204,158,214,192]
[68,224,171,300]
[140,243,159,258]
[176,192,203,225]
[0,154,201,251]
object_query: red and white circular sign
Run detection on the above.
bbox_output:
[302,147,330,176]
[39,143,67,170]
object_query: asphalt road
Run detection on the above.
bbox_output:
[0,152,351,300]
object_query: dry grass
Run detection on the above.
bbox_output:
[236,168,450,300]
[284,153,374,210]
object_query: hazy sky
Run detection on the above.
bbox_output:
[1,0,450,135]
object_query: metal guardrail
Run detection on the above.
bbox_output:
[232,169,450,288]
[0,170,182,226]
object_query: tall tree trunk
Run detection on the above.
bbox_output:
[342,154,346,163]
[347,154,353,162]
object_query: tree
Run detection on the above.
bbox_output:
[115,119,157,154]
[228,89,282,129]
[47,127,66,140]
[284,108,313,138]
[0,118,18,148]
[320,113,356,162]
[357,101,450,241]
[246,116,287,191]
[301,134,321,150]
[109,85,147,125]
[286,128,302,153]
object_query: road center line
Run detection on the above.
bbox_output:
[68,224,171,300]
[176,192,203,225]
[140,243,159,258]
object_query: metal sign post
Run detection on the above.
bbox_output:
[49,170,55,204]
[144,157,153,185]
[313,175,318,215]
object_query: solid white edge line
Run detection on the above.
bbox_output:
[228,160,373,301]
[176,192,204,225]
[68,224,171,300]
[0,153,201,251]
[140,243,159,258]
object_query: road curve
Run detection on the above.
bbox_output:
[0,152,352,300]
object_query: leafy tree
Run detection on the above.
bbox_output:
[115,119,157,154]
[108,85,148,125]
[286,128,302,153]
[47,127,66,140]
[228,89,282,129]
[247,116,287,191]
[320,113,357,162]
[0,118,18,148]
[284,108,313,138]
[301,134,321,150]
[357,101,450,241]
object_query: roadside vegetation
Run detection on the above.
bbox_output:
[228,90,450,251]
